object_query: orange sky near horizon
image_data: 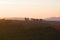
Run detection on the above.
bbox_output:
[0,0,60,19]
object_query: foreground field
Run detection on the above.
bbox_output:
[0,20,60,40]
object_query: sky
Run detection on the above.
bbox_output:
[0,0,60,19]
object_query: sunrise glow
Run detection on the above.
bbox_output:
[0,0,60,19]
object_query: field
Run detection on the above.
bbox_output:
[0,19,60,40]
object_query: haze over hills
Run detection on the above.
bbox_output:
[44,17,60,21]
[6,17,60,21]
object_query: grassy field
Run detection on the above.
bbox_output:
[0,20,60,40]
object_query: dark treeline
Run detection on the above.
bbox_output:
[0,18,60,40]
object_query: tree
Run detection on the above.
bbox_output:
[40,19,43,21]
[25,18,29,21]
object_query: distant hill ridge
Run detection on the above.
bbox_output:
[0,17,60,21]
[5,17,25,20]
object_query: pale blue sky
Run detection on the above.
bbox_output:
[0,0,60,18]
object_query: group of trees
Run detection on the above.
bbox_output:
[25,18,43,21]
